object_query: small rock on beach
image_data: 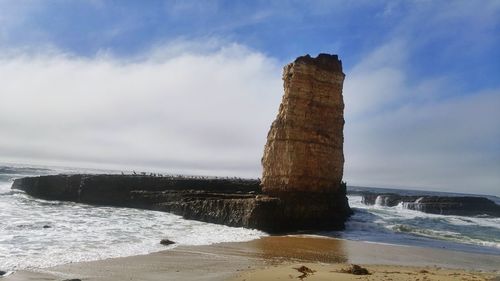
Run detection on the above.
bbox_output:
[160,239,175,246]
[339,264,370,275]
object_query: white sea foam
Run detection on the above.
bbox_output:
[344,195,500,254]
[2,171,500,271]
[455,216,500,229]
[0,177,265,271]
[0,194,265,270]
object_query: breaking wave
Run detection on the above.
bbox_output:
[326,195,500,254]
[0,165,265,271]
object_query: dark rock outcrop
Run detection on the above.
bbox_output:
[404,196,500,217]
[12,174,348,232]
[11,174,259,204]
[359,192,500,217]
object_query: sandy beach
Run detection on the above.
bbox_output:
[4,236,499,281]
[231,263,499,281]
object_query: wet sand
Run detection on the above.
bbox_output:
[4,236,500,281]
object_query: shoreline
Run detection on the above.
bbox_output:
[4,236,499,281]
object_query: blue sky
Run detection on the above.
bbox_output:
[3,1,499,88]
[0,1,499,195]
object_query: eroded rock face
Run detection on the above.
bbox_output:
[262,54,345,195]
[13,173,350,232]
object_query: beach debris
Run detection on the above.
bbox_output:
[43,225,51,228]
[0,270,6,276]
[62,279,82,281]
[160,239,175,246]
[339,264,370,275]
[293,265,315,279]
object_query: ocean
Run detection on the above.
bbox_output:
[0,164,265,271]
[324,187,500,256]
[1,164,499,272]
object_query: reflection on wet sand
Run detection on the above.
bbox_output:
[236,235,500,272]
[5,236,500,281]
[248,236,348,264]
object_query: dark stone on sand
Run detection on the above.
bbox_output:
[11,174,351,233]
[160,239,175,246]
[358,192,500,217]
[62,279,82,281]
[340,264,370,275]
[294,265,315,279]
[43,225,51,229]
[0,270,6,276]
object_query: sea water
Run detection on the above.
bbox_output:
[324,191,500,255]
[1,164,499,272]
[0,164,265,271]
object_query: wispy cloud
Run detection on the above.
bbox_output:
[344,41,500,195]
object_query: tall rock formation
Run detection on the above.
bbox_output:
[259,53,351,230]
[262,53,345,195]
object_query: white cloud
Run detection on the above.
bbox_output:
[0,38,498,196]
[343,41,500,195]
[0,42,282,176]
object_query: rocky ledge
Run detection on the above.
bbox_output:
[12,174,351,233]
[359,192,500,217]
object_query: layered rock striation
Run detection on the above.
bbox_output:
[260,54,351,228]
[262,54,346,195]
[12,175,271,229]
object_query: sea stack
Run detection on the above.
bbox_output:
[262,54,345,194]
[261,53,350,229]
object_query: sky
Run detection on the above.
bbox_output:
[0,0,499,196]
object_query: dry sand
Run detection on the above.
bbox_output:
[231,263,498,281]
[4,236,500,281]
